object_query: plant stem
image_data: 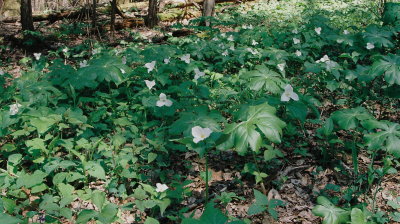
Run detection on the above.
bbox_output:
[205,152,209,204]
[252,152,267,195]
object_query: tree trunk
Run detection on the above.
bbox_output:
[201,0,214,26]
[20,0,34,30]
[110,0,116,31]
[92,0,96,28]
[145,0,158,28]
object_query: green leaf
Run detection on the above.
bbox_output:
[91,190,106,210]
[86,162,106,180]
[169,106,223,136]
[144,217,160,224]
[222,103,285,155]
[387,197,400,209]
[362,25,394,48]
[1,197,16,213]
[147,153,157,163]
[76,209,98,223]
[98,203,118,224]
[370,54,400,86]
[351,208,367,224]
[312,196,350,224]
[182,202,228,224]
[361,120,400,157]
[0,213,22,224]
[248,204,266,216]
[331,107,373,130]
[16,170,47,189]
[133,187,148,200]
[240,64,284,93]
[253,189,269,206]
[30,114,62,134]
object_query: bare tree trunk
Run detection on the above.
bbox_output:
[145,0,158,28]
[20,0,34,31]
[91,0,96,28]
[110,0,116,31]
[201,0,214,26]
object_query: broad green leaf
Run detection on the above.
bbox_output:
[0,213,22,224]
[144,217,160,224]
[312,196,350,224]
[98,203,118,224]
[76,209,98,223]
[240,64,284,93]
[147,153,157,163]
[30,114,62,134]
[1,197,16,213]
[361,120,400,157]
[331,107,373,130]
[169,106,223,136]
[222,103,285,155]
[182,202,228,224]
[86,162,106,180]
[370,54,400,86]
[91,190,106,210]
[362,25,394,48]
[351,208,367,224]
[16,170,47,189]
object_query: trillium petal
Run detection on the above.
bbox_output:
[159,93,167,100]
[164,99,173,107]
[192,126,203,139]
[284,84,293,93]
[281,94,290,102]
[156,100,165,107]
[202,128,212,138]
[290,92,299,101]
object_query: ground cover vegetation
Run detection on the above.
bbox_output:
[0,0,400,223]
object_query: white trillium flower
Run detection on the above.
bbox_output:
[156,183,169,193]
[222,50,228,56]
[122,56,127,65]
[343,30,349,35]
[295,50,302,57]
[281,84,299,102]
[292,29,299,34]
[315,27,322,35]
[120,68,126,74]
[145,61,156,73]
[144,80,156,90]
[212,37,219,41]
[181,54,191,64]
[192,126,212,143]
[0,70,4,76]
[277,63,285,72]
[194,68,205,80]
[246,48,259,55]
[9,103,22,115]
[164,58,170,64]
[62,48,68,53]
[79,60,88,68]
[93,49,100,55]
[337,39,344,43]
[316,55,330,63]
[156,93,173,107]
[293,38,300,44]
[366,42,375,50]
[229,46,235,51]
[33,53,41,60]
[221,33,226,37]
[227,35,234,41]
[252,40,259,46]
